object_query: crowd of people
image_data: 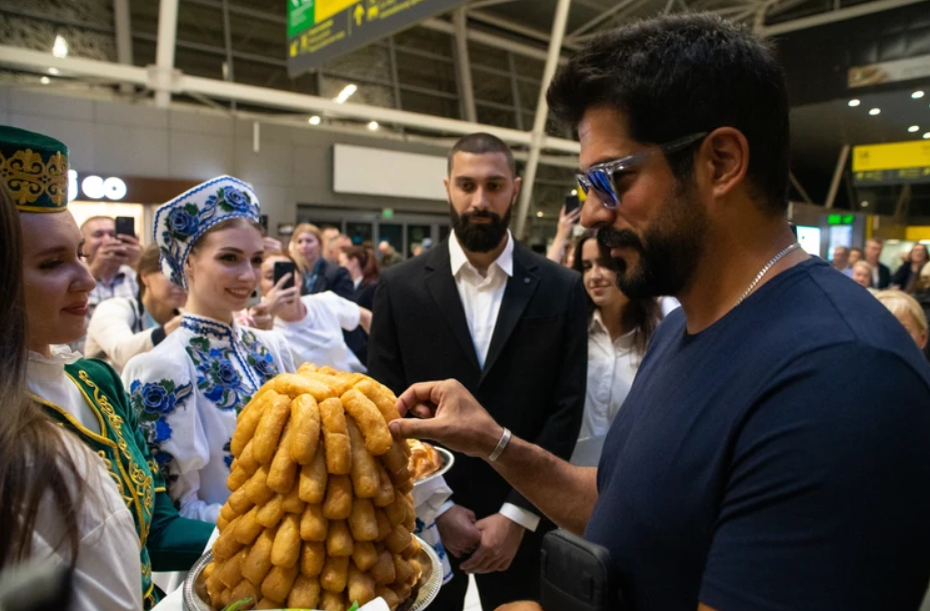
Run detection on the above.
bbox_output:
[3,11,930,611]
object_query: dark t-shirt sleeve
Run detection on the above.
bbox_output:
[700,344,930,611]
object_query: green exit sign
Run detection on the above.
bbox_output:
[827,214,855,225]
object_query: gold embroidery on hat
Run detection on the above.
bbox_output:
[0,148,68,206]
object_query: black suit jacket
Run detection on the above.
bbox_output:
[302,258,354,300]
[367,240,587,519]
[875,263,891,289]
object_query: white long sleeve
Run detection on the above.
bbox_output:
[85,298,156,372]
[31,432,143,611]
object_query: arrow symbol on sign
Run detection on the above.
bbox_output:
[354,4,364,26]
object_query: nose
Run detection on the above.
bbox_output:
[580,194,613,230]
[74,260,97,294]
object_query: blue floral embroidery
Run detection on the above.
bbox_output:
[130,379,192,488]
[186,337,251,410]
[242,329,279,384]
[223,440,234,469]
[130,379,193,417]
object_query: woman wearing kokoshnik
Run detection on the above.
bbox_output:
[123,176,295,525]
[2,125,213,610]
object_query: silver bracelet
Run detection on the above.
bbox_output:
[488,427,512,462]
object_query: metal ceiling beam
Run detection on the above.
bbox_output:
[453,9,478,122]
[565,0,639,41]
[154,0,180,108]
[420,17,569,64]
[515,0,574,239]
[467,0,524,8]
[759,0,929,35]
[0,44,581,155]
[469,9,582,50]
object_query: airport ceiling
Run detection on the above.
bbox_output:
[1,0,928,217]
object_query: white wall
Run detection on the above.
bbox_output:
[0,85,452,239]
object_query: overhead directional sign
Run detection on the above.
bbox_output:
[287,0,468,77]
[852,141,930,186]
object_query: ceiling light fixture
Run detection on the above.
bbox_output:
[924,132,930,140]
[912,90,925,99]
[48,67,59,75]
[367,121,379,131]
[848,99,860,107]
[40,76,50,85]
[308,116,321,125]
[861,201,869,208]
[536,211,544,217]
[570,189,577,196]
[52,35,68,59]
[909,125,920,133]
[334,84,357,104]
[868,108,881,116]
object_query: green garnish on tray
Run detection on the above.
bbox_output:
[220,597,361,611]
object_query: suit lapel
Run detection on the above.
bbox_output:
[424,244,482,373]
[481,244,540,383]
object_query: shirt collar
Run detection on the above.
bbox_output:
[448,229,514,279]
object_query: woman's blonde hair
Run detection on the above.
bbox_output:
[288,223,322,271]
[852,260,872,274]
[875,290,928,333]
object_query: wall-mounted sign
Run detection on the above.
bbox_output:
[68,170,128,201]
[287,0,468,77]
[852,141,930,186]
[826,214,855,225]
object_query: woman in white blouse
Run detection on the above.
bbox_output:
[569,231,663,466]
[85,244,186,372]
[260,253,372,373]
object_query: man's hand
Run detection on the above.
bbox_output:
[118,234,142,269]
[390,380,504,459]
[460,513,525,574]
[435,505,481,558]
[495,603,543,611]
[88,242,129,279]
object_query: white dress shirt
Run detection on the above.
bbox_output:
[438,231,540,532]
[570,311,640,466]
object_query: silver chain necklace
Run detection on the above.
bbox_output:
[736,243,802,306]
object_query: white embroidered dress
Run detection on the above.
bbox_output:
[122,314,294,523]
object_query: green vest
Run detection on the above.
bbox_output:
[37,359,213,609]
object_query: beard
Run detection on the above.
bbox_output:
[449,202,512,253]
[596,181,708,299]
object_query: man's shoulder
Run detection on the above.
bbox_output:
[381,251,432,285]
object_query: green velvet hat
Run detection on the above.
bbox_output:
[0,125,69,212]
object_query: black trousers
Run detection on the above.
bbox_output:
[430,527,544,611]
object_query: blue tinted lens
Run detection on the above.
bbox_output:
[589,169,618,208]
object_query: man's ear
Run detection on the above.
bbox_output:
[512,176,523,202]
[699,127,749,201]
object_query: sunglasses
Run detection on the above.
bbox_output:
[575,132,708,209]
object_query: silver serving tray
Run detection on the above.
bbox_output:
[183,535,442,611]
[413,447,454,488]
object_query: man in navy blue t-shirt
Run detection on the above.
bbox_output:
[390,13,930,611]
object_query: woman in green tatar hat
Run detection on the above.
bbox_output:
[0,125,214,610]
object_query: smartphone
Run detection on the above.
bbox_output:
[260,214,269,233]
[540,529,625,611]
[565,195,581,217]
[273,260,296,290]
[115,216,135,238]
